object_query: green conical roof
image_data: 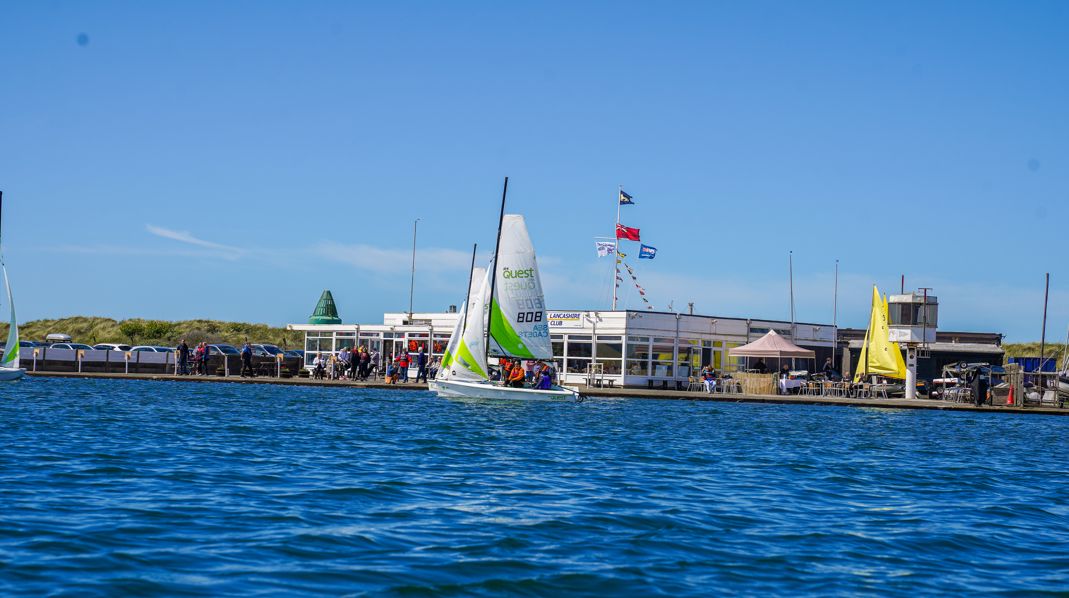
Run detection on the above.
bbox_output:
[308,290,342,325]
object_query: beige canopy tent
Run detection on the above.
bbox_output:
[728,330,817,395]
[728,330,815,359]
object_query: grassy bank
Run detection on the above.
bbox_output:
[1002,343,1065,366]
[1,316,303,349]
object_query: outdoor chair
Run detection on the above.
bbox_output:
[686,376,704,392]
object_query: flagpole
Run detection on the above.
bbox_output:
[832,259,838,371]
[612,185,621,310]
[788,251,795,337]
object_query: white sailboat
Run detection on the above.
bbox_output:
[0,192,25,381]
[432,179,579,401]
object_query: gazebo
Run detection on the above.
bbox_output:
[728,330,815,394]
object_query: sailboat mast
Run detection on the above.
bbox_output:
[484,177,508,365]
[0,191,4,245]
[458,243,477,340]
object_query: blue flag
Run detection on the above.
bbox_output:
[619,190,634,205]
[639,244,657,259]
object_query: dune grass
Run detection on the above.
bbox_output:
[1,316,303,349]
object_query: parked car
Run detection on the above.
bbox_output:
[45,333,72,344]
[0,340,42,351]
[252,344,284,357]
[284,349,304,359]
[208,344,240,356]
[93,343,133,352]
[48,343,95,351]
[131,346,175,353]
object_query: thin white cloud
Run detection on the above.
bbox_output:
[146,225,242,254]
[313,242,479,274]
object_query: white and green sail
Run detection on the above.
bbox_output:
[1,261,18,368]
[452,268,491,380]
[439,266,487,381]
[488,215,552,360]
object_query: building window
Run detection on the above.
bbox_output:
[678,339,700,378]
[651,338,675,378]
[565,335,593,374]
[594,335,623,375]
[625,338,650,376]
[336,332,356,351]
[432,334,450,355]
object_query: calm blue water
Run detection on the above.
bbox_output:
[2,378,1068,596]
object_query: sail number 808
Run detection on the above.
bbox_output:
[516,311,543,323]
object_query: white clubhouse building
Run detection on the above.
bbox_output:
[289,309,837,388]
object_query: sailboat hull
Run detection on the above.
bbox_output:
[431,378,579,401]
[0,366,25,381]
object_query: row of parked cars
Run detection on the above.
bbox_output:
[2,334,304,360]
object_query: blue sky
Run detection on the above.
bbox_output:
[1,1,1066,341]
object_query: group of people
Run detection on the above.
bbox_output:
[498,359,557,390]
[175,340,215,376]
[749,357,842,381]
[312,345,380,381]
[384,346,438,384]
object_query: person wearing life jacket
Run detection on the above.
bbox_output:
[500,359,512,386]
[508,359,526,388]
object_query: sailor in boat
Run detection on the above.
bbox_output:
[535,365,553,390]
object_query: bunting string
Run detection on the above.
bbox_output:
[621,259,653,310]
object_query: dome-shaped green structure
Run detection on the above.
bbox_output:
[308,290,342,325]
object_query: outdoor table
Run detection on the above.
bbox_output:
[778,378,805,394]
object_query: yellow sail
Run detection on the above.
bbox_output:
[854,285,907,381]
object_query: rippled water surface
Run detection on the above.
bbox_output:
[2,378,1069,595]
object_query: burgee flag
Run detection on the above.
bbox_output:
[639,244,657,259]
[616,223,640,241]
[595,241,616,257]
[619,190,634,205]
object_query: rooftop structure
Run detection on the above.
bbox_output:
[308,290,342,325]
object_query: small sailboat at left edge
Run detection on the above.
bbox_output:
[0,191,26,381]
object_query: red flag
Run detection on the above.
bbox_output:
[616,223,640,241]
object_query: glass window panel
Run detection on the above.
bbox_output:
[626,359,649,376]
[337,337,356,350]
[627,342,651,360]
[651,344,675,363]
[566,358,591,374]
[628,336,649,343]
[567,341,593,358]
[552,339,564,359]
[597,336,623,342]
[568,335,592,341]
[595,342,623,360]
[653,337,675,345]
[652,363,674,377]
[594,359,622,375]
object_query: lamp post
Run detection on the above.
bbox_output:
[409,218,419,321]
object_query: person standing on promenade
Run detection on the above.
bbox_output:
[358,347,370,380]
[398,351,411,383]
[349,346,360,380]
[416,345,427,383]
[240,342,255,378]
[196,342,208,375]
[370,348,380,379]
[178,339,190,375]
[338,346,351,380]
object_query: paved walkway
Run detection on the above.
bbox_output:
[25,371,1067,416]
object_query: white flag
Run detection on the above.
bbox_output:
[595,241,616,257]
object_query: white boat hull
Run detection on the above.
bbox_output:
[0,366,25,381]
[431,378,579,401]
